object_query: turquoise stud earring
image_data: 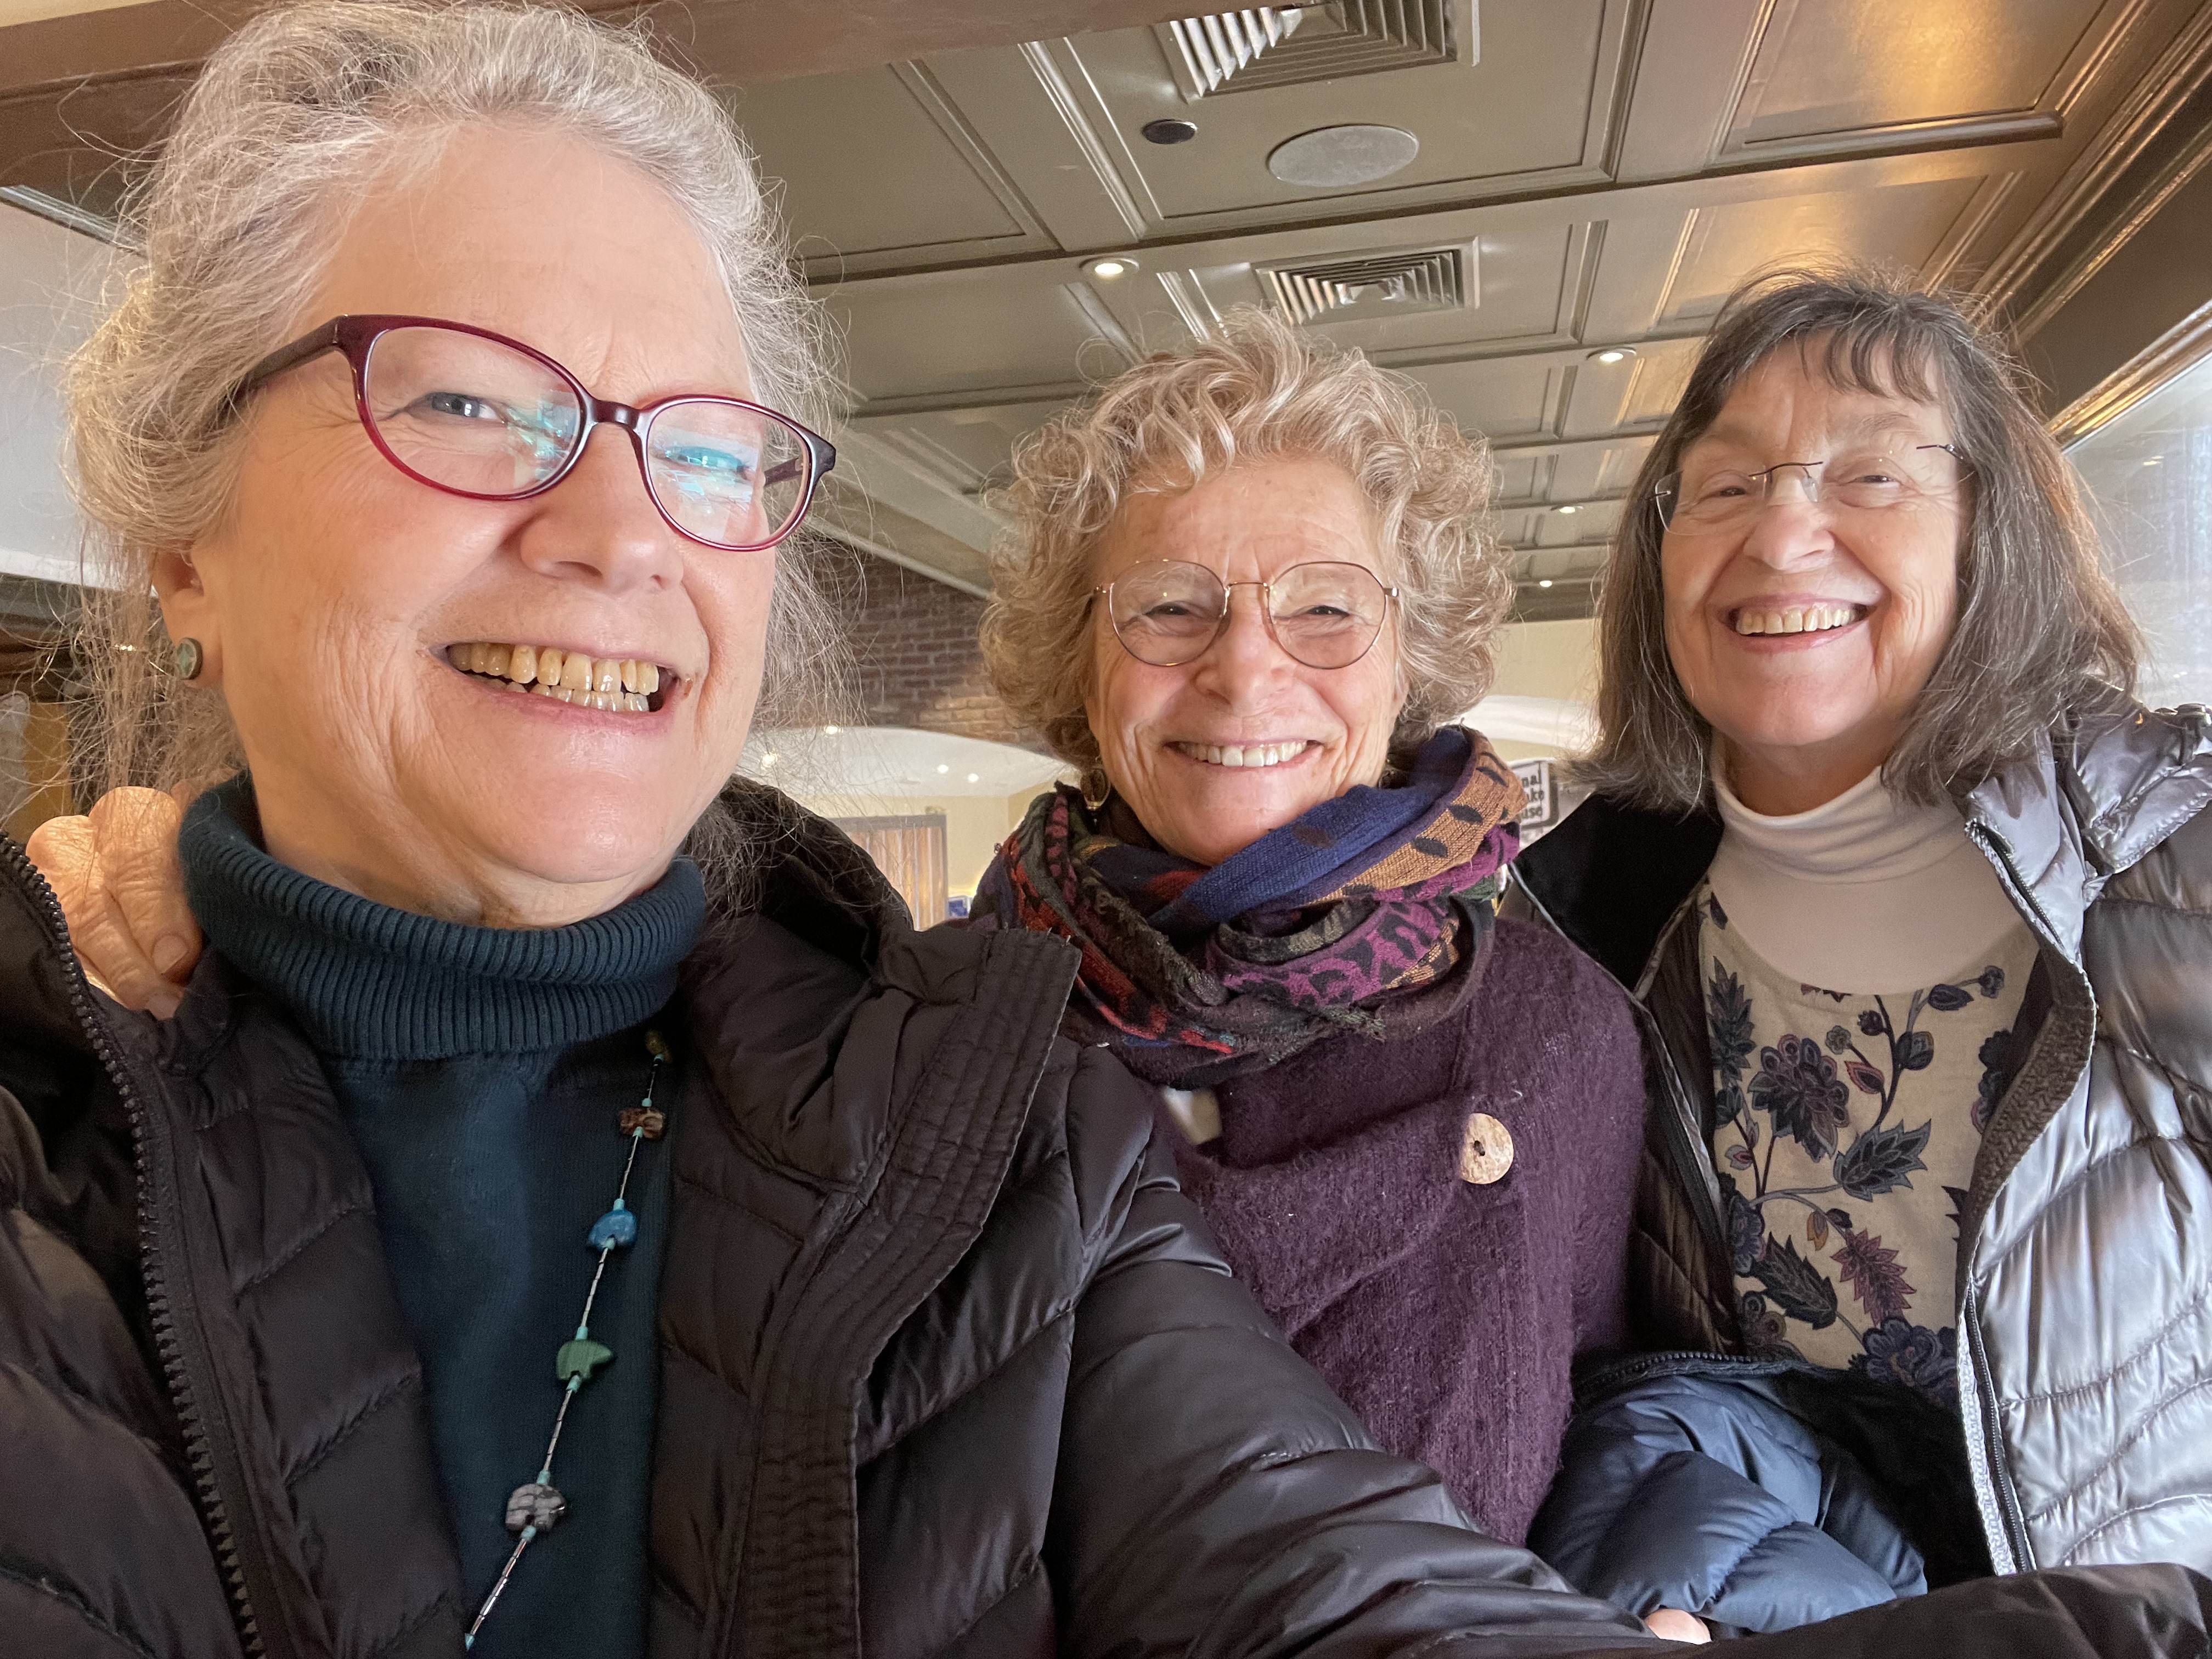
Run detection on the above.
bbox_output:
[173,638,203,681]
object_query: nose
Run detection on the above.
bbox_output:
[1189,583,1294,702]
[512,422,687,591]
[1737,475,1838,569]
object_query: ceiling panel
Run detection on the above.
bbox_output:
[1656,175,1987,325]
[1402,356,1556,441]
[1732,0,2108,148]
[833,269,1131,402]
[1055,0,1616,224]
[856,399,1077,493]
[731,65,1049,266]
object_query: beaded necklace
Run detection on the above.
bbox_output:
[464,1029,670,1649]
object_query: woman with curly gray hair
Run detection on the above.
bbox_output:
[970,307,1667,1576]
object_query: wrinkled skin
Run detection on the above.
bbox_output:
[1661,345,1968,815]
[35,122,778,992]
[1085,458,1407,867]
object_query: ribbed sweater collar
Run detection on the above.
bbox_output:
[180,774,705,1060]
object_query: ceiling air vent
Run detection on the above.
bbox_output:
[1260,245,1470,325]
[1164,2,1458,97]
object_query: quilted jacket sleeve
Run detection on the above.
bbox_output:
[1528,1368,1924,1634]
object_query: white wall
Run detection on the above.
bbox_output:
[0,199,109,588]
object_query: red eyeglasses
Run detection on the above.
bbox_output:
[229,315,836,552]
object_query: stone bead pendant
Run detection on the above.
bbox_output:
[505,1482,567,1534]
[556,1338,614,1383]
[589,1204,639,1249]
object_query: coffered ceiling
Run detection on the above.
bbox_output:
[748,0,2212,615]
[5,0,2212,619]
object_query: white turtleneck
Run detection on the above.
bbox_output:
[1706,758,2026,994]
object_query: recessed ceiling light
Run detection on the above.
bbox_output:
[967,773,980,783]
[936,763,950,773]
[1142,119,1198,145]
[2143,456,2163,466]
[1555,504,1579,515]
[1538,579,1554,589]
[822,724,840,735]
[1588,347,1636,365]
[1085,256,1138,280]
[1267,125,1419,188]
[762,752,779,766]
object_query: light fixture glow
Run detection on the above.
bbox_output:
[1537,579,1554,589]
[762,752,780,766]
[1555,504,1579,515]
[1592,348,1630,365]
[822,724,841,735]
[1085,256,1138,280]
[967,773,980,783]
[2144,456,2164,466]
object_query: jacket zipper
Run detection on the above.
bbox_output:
[1962,1288,2034,1570]
[1,838,269,1655]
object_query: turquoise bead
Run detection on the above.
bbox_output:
[556,1338,614,1383]
[588,1205,637,1249]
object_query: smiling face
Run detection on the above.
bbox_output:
[1660,346,1968,815]
[1082,457,1405,866]
[158,124,773,925]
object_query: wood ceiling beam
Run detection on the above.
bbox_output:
[0,0,1198,205]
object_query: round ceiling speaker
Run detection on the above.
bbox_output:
[1266,125,1419,188]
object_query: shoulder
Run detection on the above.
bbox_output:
[2059,695,2212,875]
[1009,1033,1174,1249]
[1485,914,1644,1037]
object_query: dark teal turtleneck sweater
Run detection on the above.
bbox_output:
[180,777,704,1658]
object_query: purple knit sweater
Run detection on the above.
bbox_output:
[1170,916,1648,1545]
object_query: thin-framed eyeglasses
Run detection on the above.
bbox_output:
[227,314,837,552]
[1093,558,1398,670]
[1654,443,1969,533]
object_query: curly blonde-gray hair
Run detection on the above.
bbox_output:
[980,308,1510,774]
[67,0,838,804]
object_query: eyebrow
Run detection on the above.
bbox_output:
[1688,408,1944,459]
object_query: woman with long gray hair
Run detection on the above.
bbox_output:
[1510,267,2212,1622]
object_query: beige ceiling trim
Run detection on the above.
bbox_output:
[809,131,2038,296]
[2048,291,2212,448]
[1979,0,2212,316]
[1015,40,1152,241]
[0,0,140,25]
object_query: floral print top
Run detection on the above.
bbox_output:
[1699,885,2038,1407]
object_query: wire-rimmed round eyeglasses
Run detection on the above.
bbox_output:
[1093,558,1399,670]
[227,314,837,552]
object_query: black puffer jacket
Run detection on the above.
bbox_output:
[5,786,2211,1659]
[0,785,1674,1659]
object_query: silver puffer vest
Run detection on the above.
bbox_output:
[1509,695,2212,1575]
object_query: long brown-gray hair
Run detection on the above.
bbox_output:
[1578,264,2140,811]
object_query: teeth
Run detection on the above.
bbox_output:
[1175,741,1310,768]
[454,641,667,714]
[1733,605,1861,637]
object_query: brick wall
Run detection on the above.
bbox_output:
[802,540,1043,751]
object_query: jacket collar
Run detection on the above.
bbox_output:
[1515,696,2212,988]
[1960,697,2212,963]
[1508,792,1720,992]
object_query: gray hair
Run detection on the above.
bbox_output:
[980,306,1511,774]
[67,0,840,810]
[1578,264,2141,811]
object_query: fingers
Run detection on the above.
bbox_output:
[26,788,199,1017]
[1642,1609,1712,1645]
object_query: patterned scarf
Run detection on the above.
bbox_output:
[971,726,1527,1086]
